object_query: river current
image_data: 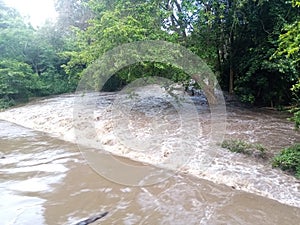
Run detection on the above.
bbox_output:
[0,88,300,224]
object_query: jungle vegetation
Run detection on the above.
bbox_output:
[0,0,299,112]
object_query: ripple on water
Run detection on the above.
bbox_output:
[0,93,300,225]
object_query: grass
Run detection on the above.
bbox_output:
[221,139,267,159]
[222,139,300,179]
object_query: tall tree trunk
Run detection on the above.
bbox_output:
[229,65,234,94]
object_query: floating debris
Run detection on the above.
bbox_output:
[74,212,108,225]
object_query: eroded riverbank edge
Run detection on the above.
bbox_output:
[0,92,300,209]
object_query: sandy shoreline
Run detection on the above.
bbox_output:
[1,91,300,208]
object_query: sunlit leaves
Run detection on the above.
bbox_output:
[292,0,300,7]
[63,0,178,85]
[276,21,300,64]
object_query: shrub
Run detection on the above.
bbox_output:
[0,97,15,109]
[221,139,268,158]
[289,107,300,129]
[272,144,300,178]
[221,139,251,155]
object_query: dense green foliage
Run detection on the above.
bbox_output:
[61,0,300,106]
[62,0,189,89]
[0,0,87,108]
[0,0,299,113]
[273,0,300,127]
[272,144,300,178]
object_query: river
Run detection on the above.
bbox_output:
[0,89,300,224]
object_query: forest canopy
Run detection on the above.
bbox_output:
[0,0,299,112]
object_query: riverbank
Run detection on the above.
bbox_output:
[0,90,299,208]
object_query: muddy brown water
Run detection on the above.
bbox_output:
[0,93,300,225]
[0,120,300,225]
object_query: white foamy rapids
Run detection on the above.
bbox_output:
[0,89,299,208]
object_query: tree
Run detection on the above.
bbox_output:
[0,2,76,108]
[2,0,297,110]
[0,2,34,105]
[55,0,93,33]
[62,0,187,90]
[273,0,300,126]
[194,0,298,106]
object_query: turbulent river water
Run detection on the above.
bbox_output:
[0,88,300,224]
